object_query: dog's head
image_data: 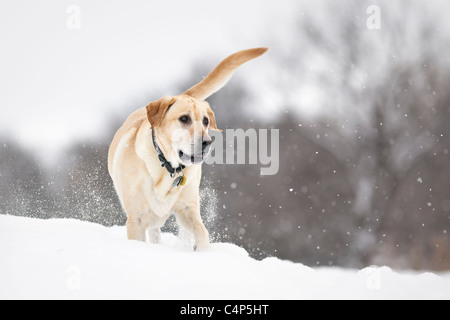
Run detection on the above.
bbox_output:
[146,47,268,167]
[147,94,219,166]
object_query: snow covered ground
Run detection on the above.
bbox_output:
[0,214,449,300]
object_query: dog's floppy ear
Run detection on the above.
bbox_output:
[183,47,268,100]
[146,96,176,128]
[207,107,222,132]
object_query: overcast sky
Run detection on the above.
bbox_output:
[0,0,298,162]
[1,1,449,163]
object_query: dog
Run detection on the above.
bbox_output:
[108,47,268,250]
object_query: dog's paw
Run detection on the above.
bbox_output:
[193,242,210,252]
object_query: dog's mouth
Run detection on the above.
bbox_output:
[178,150,206,165]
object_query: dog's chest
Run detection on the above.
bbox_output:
[144,173,186,217]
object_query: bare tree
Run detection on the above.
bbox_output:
[260,1,450,268]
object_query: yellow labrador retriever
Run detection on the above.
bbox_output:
[108,48,268,250]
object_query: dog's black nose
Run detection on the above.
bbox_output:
[202,138,213,151]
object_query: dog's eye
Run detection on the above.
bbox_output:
[203,117,209,126]
[179,115,190,124]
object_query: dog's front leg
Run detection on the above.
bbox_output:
[147,227,161,243]
[174,202,210,251]
[126,218,146,242]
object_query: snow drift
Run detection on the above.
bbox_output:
[0,215,449,300]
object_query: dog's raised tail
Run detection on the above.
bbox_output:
[183,47,268,100]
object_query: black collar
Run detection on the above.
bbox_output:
[152,129,185,177]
